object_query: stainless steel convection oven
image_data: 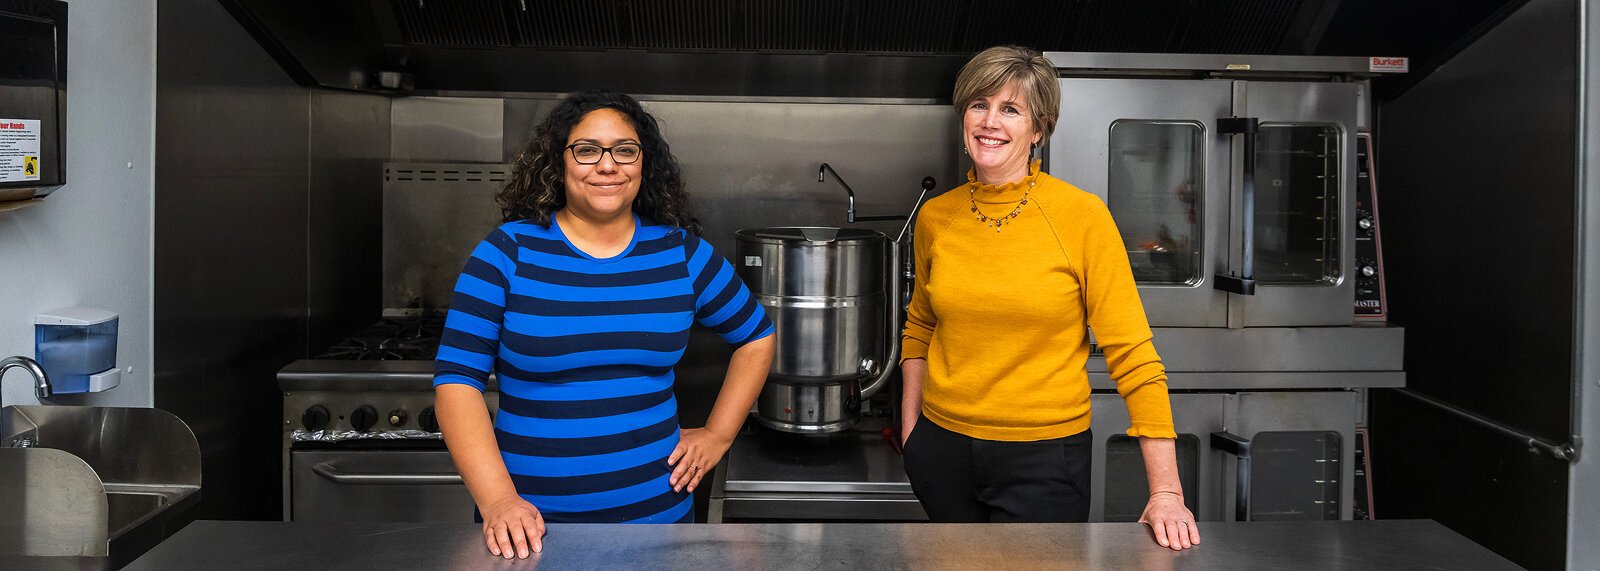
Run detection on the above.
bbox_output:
[1044,53,1406,523]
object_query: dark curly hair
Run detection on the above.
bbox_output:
[499,90,701,234]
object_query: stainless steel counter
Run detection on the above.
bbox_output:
[125,520,1518,570]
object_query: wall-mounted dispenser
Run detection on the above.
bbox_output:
[35,307,119,394]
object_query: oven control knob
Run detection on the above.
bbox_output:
[301,405,331,431]
[350,405,378,432]
[419,406,439,433]
[388,409,408,427]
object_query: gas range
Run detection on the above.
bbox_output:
[280,314,479,436]
[278,314,498,521]
[281,314,504,426]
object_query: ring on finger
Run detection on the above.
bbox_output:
[691,464,700,471]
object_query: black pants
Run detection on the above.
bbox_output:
[902,414,1092,523]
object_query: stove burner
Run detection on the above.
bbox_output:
[317,317,444,361]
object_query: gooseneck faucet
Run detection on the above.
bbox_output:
[1,355,52,402]
[820,163,920,224]
[818,163,860,223]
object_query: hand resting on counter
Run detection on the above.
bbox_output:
[1139,491,1200,551]
[480,494,546,559]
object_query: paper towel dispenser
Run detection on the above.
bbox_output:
[0,0,67,200]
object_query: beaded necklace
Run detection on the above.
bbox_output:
[968,176,1035,232]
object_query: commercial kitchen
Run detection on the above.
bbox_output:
[1,0,1597,569]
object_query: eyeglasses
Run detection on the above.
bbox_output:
[565,142,643,165]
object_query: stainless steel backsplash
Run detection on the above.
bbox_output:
[384,96,963,310]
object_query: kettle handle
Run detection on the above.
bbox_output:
[860,240,901,401]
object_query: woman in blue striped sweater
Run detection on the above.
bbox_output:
[434,90,776,560]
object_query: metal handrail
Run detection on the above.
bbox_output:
[1391,388,1579,462]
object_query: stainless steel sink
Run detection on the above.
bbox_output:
[106,492,168,539]
[0,406,201,559]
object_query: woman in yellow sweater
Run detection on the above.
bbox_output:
[900,45,1199,551]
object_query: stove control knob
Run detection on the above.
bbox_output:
[302,405,331,431]
[351,405,378,432]
[388,409,408,427]
[419,406,440,433]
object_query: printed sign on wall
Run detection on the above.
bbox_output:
[0,119,43,183]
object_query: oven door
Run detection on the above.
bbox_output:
[290,446,473,522]
[1051,78,1233,327]
[1216,391,1358,521]
[1088,393,1227,522]
[1227,81,1359,327]
[1050,78,1359,328]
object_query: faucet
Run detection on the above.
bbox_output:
[819,163,920,224]
[1,355,52,403]
[818,163,860,223]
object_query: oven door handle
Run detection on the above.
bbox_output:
[1210,431,1253,521]
[1215,117,1259,295]
[312,463,464,485]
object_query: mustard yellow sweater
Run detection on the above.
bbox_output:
[901,162,1175,441]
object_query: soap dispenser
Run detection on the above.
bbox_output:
[35,307,121,394]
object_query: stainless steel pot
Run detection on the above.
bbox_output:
[755,379,863,433]
[736,227,901,433]
[738,227,886,383]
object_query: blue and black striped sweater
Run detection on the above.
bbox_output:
[434,216,774,523]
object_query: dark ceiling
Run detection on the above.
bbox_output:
[223,0,1527,100]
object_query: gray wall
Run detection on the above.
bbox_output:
[0,0,156,408]
[1371,0,1578,568]
[156,0,308,522]
[309,92,392,352]
[156,0,389,520]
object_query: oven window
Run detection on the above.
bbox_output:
[1250,430,1342,521]
[1102,434,1199,522]
[1107,121,1204,286]
[1253,124,1341,285]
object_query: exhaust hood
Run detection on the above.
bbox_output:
[219,0,1524,100]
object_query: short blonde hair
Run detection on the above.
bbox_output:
[952,46,1060,139]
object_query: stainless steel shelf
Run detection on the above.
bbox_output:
[711,419,924,522]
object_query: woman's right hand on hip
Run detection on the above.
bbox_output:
[481,495,545,559]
